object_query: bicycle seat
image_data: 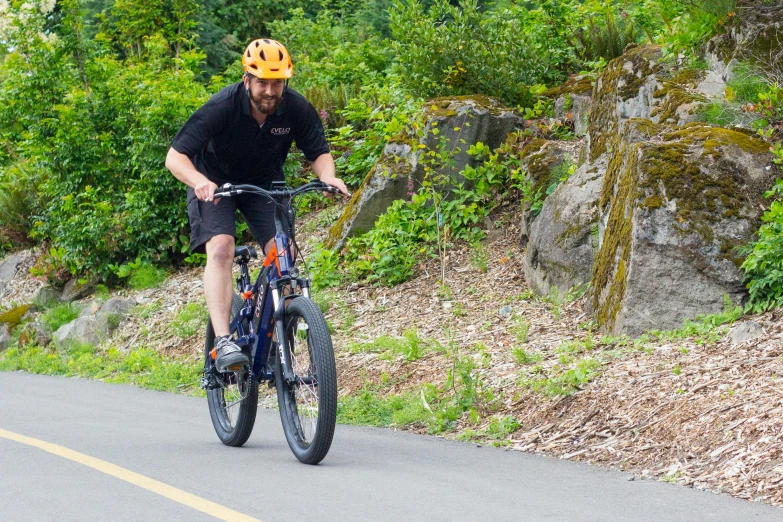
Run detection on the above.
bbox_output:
[234,245,257,260]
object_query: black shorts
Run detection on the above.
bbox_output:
[187,187,286,254]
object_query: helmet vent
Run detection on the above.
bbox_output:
[260,50,266,60]
[255,41,260,47]
[264,39,271,44]
[246,50,251,57]
[250,64,258,69]
[278,50,284,60]
[270,68,279,71]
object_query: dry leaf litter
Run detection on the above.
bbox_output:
[3,205,783,505]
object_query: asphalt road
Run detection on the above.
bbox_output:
[1,372,781,522]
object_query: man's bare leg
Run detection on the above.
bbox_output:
[204,234,235,338]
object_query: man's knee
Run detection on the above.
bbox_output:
[206,234,235,266]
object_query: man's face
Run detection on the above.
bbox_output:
[244,74,285,115]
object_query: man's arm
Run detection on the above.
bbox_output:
[165,148,219,202]
[310,153,348,196]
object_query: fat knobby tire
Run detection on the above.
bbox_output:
[205,293,258,447]
[275,296,337,464]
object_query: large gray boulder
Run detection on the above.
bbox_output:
[0,254,23,281]
[54,316,105,346]
[544,74,594,137]
[524,161,603,298]
[590,122,775,336]
[325,140,421,251]
[53,297,134,346]
[60,277,97,302]
[326,96,523,250]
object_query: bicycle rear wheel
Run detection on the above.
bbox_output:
[275,297,337,464]
[205,294,258,447]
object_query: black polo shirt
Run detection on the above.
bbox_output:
[171,83,330,187]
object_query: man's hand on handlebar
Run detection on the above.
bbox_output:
[195,178,220,204]
[318,176,350,199]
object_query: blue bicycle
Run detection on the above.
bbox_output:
[201,179,339,464]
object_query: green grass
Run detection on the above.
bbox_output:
[511,346,542,365]
[348,329,433,362]
[127,263,168,291]
[522,357,602,396]
[40,303,81,332]
[648,296,742,345]
[0,343,203,394]
[171,302,208,339]
[337,387,429,427]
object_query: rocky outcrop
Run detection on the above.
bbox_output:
[54,297,134,346]
[705,6,783,80]
[525,38,779,336]
[524,161,603,298]
[590,122,774,336]
[517,138,584,240]
[60,277,96,302]
[326,96,523,250]
[0,254,23,296]
[544,74,594,137]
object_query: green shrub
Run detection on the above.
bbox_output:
[389,0,559,106]
[572,12,640,63]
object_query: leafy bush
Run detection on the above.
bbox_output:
[390,0,558,106]
[269,8,392,91]
[741,85,783,312]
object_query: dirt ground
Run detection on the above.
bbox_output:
[4,203,783,505]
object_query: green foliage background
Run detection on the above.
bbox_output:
[1,0,778,311]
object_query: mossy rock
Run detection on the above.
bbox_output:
[587,45,664,163]
[590,122,775,336]
[325,139,419,250]
[543,74,595,99]
[514,138,584,240]
[0,304,31,330]
[327,96,523,250]
[524,162,603,299]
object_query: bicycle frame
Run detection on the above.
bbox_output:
[232,233,311,385]
[214,180,335,386]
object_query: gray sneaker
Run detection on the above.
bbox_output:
[214,336,249,371]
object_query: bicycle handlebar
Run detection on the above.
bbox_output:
[213,180,346,200]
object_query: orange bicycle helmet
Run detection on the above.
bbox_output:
[242,39,293,80]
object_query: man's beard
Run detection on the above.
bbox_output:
[251,91,282,115]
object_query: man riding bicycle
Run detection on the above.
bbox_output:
[165,39,348,372]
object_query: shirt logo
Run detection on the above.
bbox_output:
[270,127,291,136]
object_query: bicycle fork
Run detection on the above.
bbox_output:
[271,287,297,384]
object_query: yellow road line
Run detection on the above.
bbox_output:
[0,428,261,522]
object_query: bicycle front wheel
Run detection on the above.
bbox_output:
[275,297,337,464]
[205,293,259,447]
